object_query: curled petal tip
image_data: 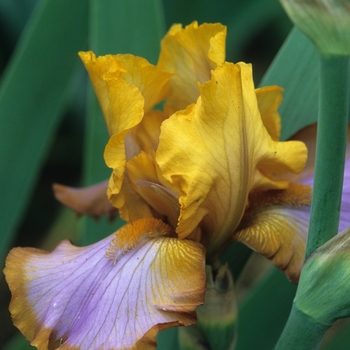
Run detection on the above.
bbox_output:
[53,180,117,219]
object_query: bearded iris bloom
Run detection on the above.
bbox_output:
[4,22,350,350]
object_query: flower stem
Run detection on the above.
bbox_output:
[274,305,329,350]
[305,54,350,257]
[276,54,349,350]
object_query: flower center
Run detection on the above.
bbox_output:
[106,218,172,264]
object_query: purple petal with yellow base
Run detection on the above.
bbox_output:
[234,124,350,282]
[234,183,312,283]
[4,218,206,350]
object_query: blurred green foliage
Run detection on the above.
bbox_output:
[1,0,349,349]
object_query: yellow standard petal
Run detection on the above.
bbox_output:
[256,85,283,141]
[116,54,172,113]
[157,62,307,256]
[79,51,127,135]
[158,21,227,110]
[102,74,144,209]
[95,55,172,209]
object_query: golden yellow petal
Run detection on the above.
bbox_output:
[255,85,283,141]
[99,55,172,203]
[102,75,145,203]
[103,74,145,138]
[116,54,172,113]
[158,21,226,110]
[79,51,127,135]
[79,52,171,137]
[110,174,153,221]
[157,62,307,256]
[234,183,312,283]
[125,110,167,158]
[290,123,317,177]
[107,170,154,222]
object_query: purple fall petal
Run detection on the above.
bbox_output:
[5,221,206,350]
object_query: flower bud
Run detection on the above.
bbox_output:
[179,264,237,350]
[295,226,350,325]
[279,0,350,55]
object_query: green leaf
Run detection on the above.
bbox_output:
[89,0,165,62]
[261,27,319,140]
[236,268,297,350]
[0,0,38,42]
[0,0,88,264]
[305,55,350,256]
[320,319,350,350]
[157,327,179,350]
[2,333,31,350]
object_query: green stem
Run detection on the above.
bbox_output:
[274,305,329,350]
[305,54,350,257]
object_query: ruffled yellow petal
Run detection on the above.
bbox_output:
[157,62,307,255]
[80,52,171,136]
[79,51,127,135]
[101,76,144,205]
[125,110,167,159]
[256,86,283,141]
[80,52,146,208]
[116,54,172,113]
[106,110,168,211]
[95,55,172,207]
[289,123,318,181]
[158,21,226,110]
[106,109,167,214]
[234,183,312,283]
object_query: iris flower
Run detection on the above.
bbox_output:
[4,22,350,350]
